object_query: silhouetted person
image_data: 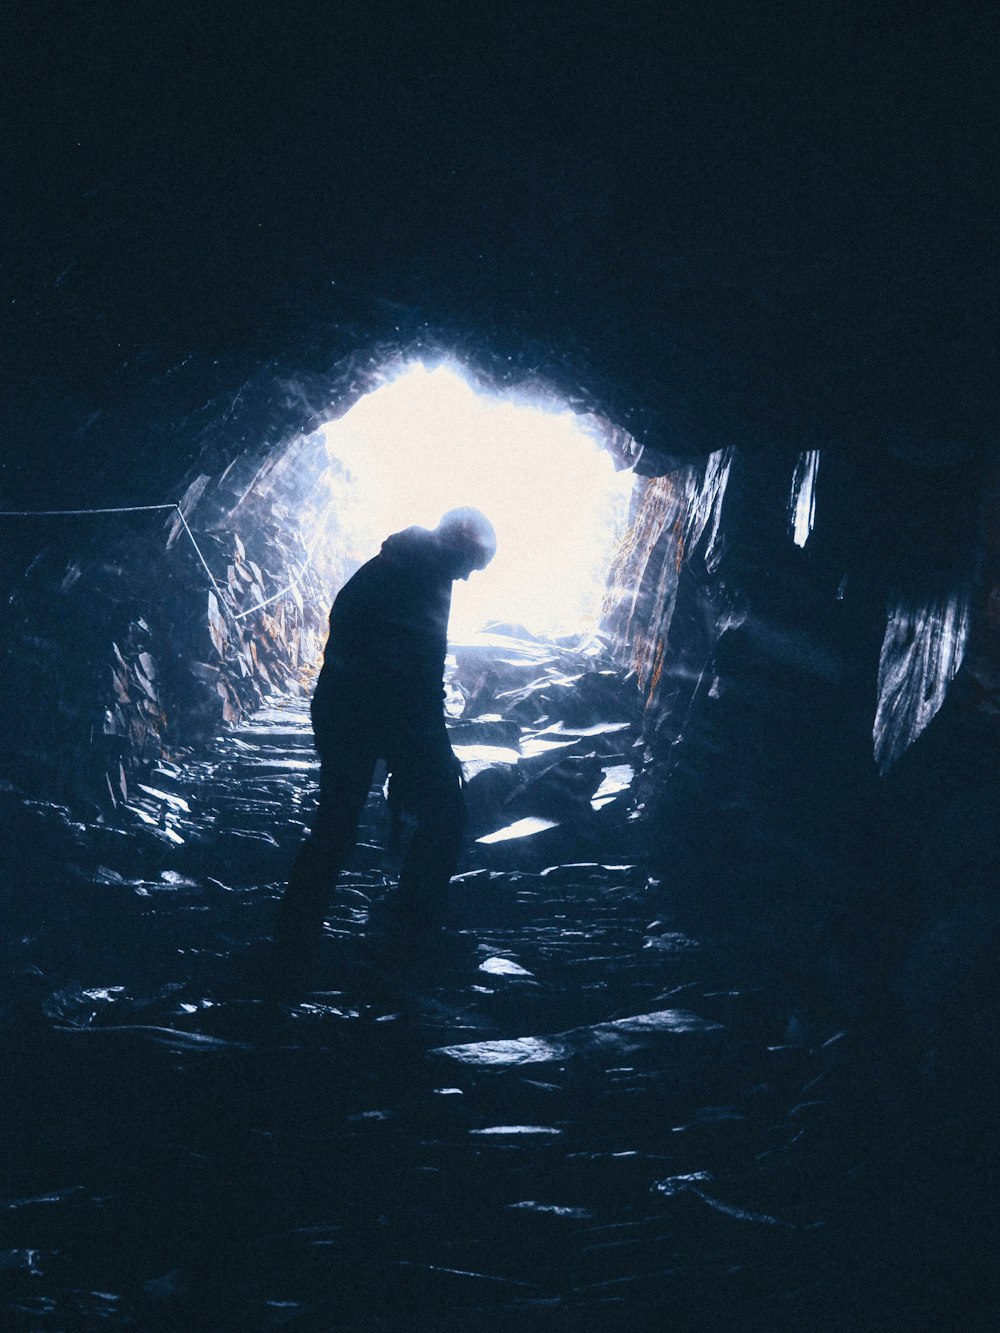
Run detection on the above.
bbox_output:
[271,507,496,981]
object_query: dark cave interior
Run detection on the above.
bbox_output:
[2,3,999,1329]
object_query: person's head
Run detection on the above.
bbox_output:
[434,507,497,580]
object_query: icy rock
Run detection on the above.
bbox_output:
[479,956,533,977]
[470,1125,562,1136]
[451,743,521,781]
[447,716,522,747]
[477,817,560,845]
[436,1009,722,1067]
[508,1202,594,1218]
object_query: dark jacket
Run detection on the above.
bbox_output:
[311,526,454,744]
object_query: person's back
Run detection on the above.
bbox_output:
[311,524,455,740]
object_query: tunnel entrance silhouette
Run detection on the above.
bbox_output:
[283,360,637,645]
[262,358,647,948]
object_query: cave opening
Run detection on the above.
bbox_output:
[231,356,648,878]
[269,359,637,647]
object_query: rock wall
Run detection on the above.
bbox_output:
[602,443,997,1018]
[0,432,334,812]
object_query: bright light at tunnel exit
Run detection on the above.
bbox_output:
[318,364,635,638]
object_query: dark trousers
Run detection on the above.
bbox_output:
[273,715,464,966]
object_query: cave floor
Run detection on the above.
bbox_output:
[1,669,995,1330]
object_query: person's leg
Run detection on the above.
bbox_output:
[270,741,377,977]
[388,722,465,930]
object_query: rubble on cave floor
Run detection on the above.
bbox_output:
[0,629,990,1330]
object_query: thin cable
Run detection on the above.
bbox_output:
[232,525,325,621]
[0,500,319,627]
[0,504,177,516]
[168,506,238,622]
[233,574,303,620]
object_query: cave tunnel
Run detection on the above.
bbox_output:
[2,4,999,1330]
[2,337,996,1332]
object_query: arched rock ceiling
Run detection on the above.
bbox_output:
[2,1,997,507]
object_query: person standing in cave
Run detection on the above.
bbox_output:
[269,507,497,982]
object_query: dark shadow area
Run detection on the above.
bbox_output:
[2,616,998,1329]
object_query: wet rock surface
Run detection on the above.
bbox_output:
[1,636,996,1330]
